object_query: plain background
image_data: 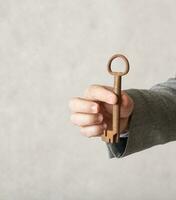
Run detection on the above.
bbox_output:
[0,0,176,199]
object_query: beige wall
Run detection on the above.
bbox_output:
[0,0,175,199]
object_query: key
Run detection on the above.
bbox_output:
[101,54,130,143]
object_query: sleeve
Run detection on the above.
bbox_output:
[106,77,176,158]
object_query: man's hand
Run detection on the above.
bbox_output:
[69,85,134,138]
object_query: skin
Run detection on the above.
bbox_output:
[69,84,134,138]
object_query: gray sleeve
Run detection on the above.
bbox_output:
[107,77,176,158]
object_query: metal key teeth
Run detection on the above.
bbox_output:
[101,54,130,144]
[102,130,117,143]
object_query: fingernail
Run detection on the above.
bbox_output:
[91,105,97,112]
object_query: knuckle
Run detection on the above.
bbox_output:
[95,104,100,113]
[123,95,132,109]
[96,114,103,123]
[127,98,133,109]
[125,99,131,108]
[91,103,99,113]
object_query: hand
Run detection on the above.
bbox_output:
[69,84,134,138]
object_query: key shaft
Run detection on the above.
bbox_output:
[113,75,122,143]
[101,54,130,144]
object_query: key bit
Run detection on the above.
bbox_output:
[101,54,130,143]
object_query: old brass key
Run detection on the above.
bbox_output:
[101,54,130,143]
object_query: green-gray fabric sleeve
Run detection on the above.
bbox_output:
[106,77,176,158]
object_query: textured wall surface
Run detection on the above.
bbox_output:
[0,0,176,199]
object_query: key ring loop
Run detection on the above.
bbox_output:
[107,54,130,76]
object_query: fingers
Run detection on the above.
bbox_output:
[84,84,118,104]
[69,90,134,121]
[69,97,100,114]
[69,84,134,139]
[70,113,104,127]
[80,123,107,137]
[80,118,128,138]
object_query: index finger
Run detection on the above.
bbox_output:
[84,84,118,104]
